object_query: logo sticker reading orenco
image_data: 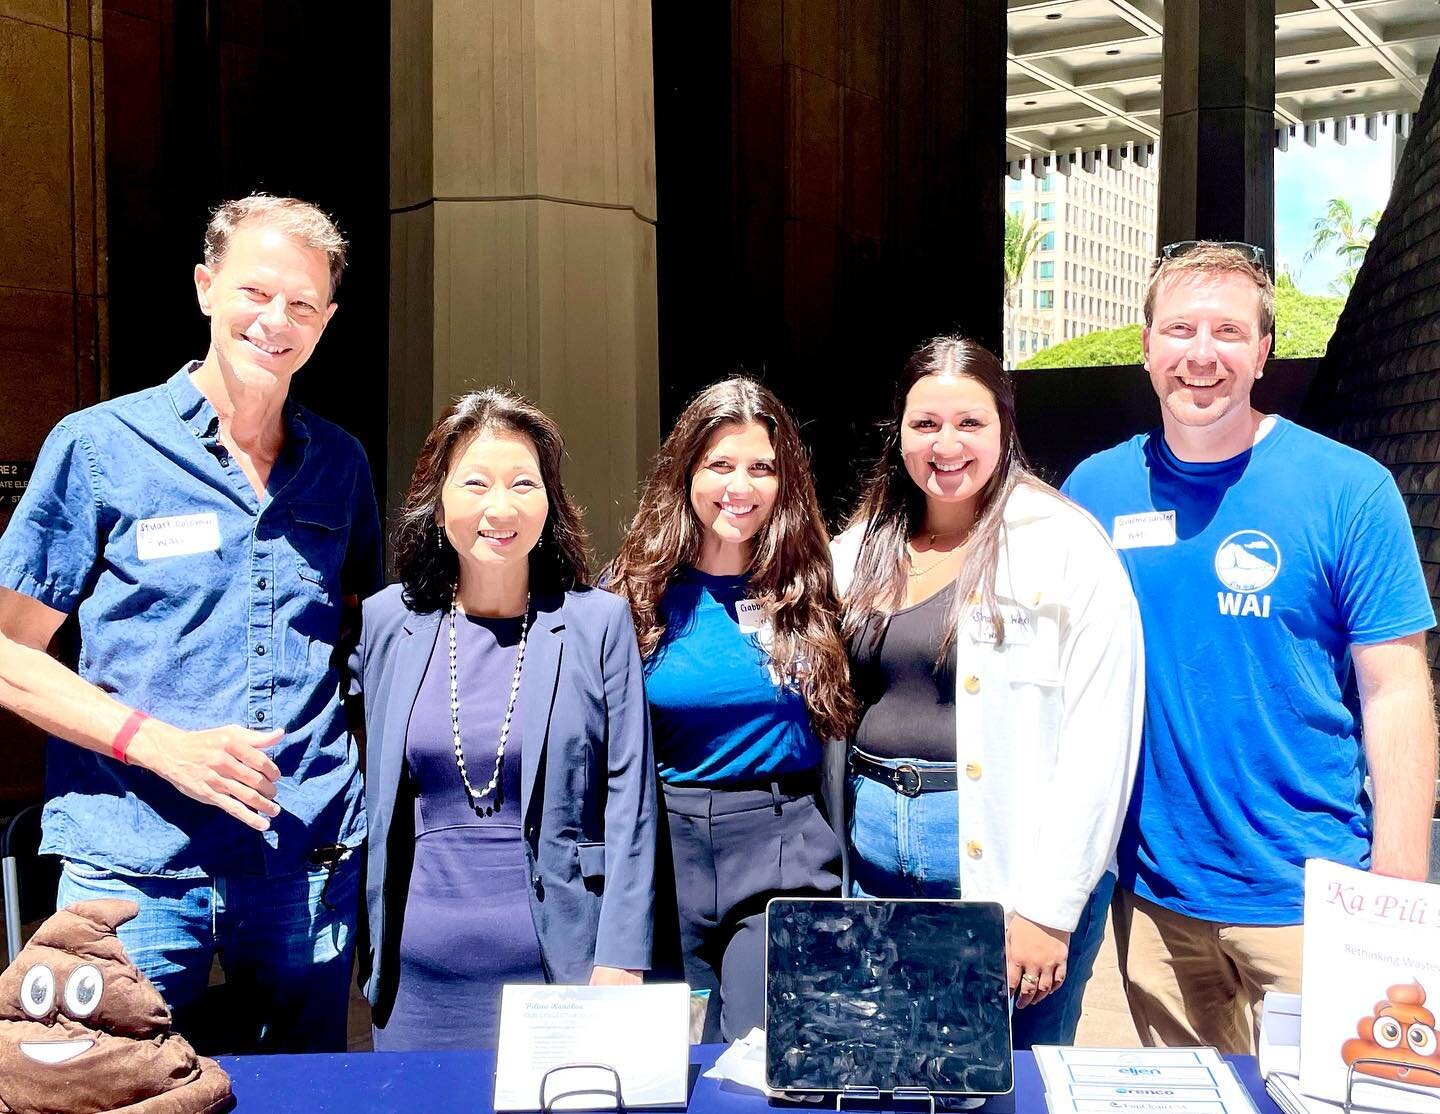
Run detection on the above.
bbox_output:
[136,513,222,561]
[1112,510,1177,550]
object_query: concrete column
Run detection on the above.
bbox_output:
[1157,0,1275,262]
[389,0,660,561]
[0,0,106,802]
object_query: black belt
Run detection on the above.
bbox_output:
[851,752,959,797]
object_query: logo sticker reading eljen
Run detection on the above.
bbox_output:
[1214,530,1280,594]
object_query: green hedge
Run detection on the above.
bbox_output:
[1018,279,1344,369]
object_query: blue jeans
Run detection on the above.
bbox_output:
[56,851,359,1055]
[848,764,1115,1047]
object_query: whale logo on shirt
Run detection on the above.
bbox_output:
[1214,531,1280,594]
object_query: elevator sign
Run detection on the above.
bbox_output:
[0,461,33,509]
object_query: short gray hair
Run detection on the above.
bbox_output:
[203,194,347,300]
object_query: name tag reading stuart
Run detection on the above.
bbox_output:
[1112,510,1176,550]
[735,598,769,636]
[493,984,689,1111]
[136,513,221,561]
[969,605,1035,645]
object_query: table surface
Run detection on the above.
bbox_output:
[215,1045,1277,1114]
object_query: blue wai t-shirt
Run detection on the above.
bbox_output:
[1063,417,1434,923]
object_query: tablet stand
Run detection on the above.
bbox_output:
[539,1062,625,1113]
[831,1085,986,1112]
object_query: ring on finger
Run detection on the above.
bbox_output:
[1020,973,1039,986]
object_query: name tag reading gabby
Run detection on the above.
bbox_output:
[735,598,769,636]
[1112,510,1177,550]
[136,513,222,561]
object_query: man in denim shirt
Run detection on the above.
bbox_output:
[0,195,383,1053]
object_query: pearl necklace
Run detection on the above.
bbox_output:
[449,591,530,816]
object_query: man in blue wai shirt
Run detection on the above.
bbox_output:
[0,195,383,1053]
[1063,242,1436,1054]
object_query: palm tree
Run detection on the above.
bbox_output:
[1304,198,1381,296]
[1003,209,1045,309]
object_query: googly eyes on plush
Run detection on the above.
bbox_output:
[1375,1016,1404,1049]
[19,965,55,1019]
[1409,1023,1437,1058]
[63,965,103,1018]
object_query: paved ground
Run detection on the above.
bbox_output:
[1074,915,1141,1047]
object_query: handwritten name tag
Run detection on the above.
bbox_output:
[968,605,1034,646]
[136,513,221,561]
[1112,510,1177,550]
[736,598,770,636]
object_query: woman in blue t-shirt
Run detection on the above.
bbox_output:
[607,377,857,1042]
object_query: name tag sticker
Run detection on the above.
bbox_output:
[969,606,1035,646]
[136,513,221,561]
[1112,510,1177,550]
[735,598,769,636]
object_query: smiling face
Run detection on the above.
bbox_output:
[1143,270,1272,439]
[194,220,337,394]
[689,420,780,571]
[438,428,549,590]
[1342,981,1440,1089]
[0,899,230,1113]
[899,373,1003,520]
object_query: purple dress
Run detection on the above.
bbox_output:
[371,611,546,1051]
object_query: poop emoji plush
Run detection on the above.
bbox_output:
[1340,979,1440,1089]
[0,899,232,1114]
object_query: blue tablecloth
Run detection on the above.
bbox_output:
[216,1046,1278,1114]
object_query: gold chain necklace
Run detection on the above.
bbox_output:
[906,524,974,578]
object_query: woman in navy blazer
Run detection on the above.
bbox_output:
[351,389,657,1050]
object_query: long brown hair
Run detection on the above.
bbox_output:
[394,388,591,612]
[841,336,1039,657]
[609,377,858,741]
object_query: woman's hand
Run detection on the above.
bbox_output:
[1006,914,1070,1009]
[589,965,643,986]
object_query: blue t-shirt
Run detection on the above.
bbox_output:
[1063,418,1433,923]
[645,568,822,785]
[0,364,384,877]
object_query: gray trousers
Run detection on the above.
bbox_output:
[662,778,842,1042]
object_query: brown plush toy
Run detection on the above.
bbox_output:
[0,899,232,1114]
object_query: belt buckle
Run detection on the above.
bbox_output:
[892,764,923,798]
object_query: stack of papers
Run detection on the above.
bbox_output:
[1258,992,1325,1114]
[1033,1046,1260,1114]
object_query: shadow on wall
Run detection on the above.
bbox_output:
[1014,358,1322,485]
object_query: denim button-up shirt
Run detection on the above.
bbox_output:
[0,364,383,877]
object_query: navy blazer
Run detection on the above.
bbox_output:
[351,583,657,1014]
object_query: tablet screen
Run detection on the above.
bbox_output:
[765,899,1013,1096]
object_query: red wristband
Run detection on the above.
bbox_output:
[111,709,149,764]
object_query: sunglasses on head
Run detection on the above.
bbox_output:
[1159,240,1268,268]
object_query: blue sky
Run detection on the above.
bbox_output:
[1274,119,1398,295]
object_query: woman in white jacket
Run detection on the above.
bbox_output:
[830,335,1142,1048]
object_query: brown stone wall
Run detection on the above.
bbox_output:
[0,0,106,803]
[1307,52,1440,676]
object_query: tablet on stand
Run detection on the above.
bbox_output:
[764,898,1014,1111]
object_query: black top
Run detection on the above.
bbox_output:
[848,582,958,763]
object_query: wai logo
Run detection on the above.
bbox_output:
[1214,530,1279,618]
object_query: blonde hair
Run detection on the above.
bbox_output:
[203,194,347,300]
[1144,242,1274,335]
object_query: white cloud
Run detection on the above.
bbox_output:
[1275,120,1397,296]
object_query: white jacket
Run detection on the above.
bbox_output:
[829,481,1143,932]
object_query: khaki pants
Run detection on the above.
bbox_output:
[1113,888,1303,1054]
